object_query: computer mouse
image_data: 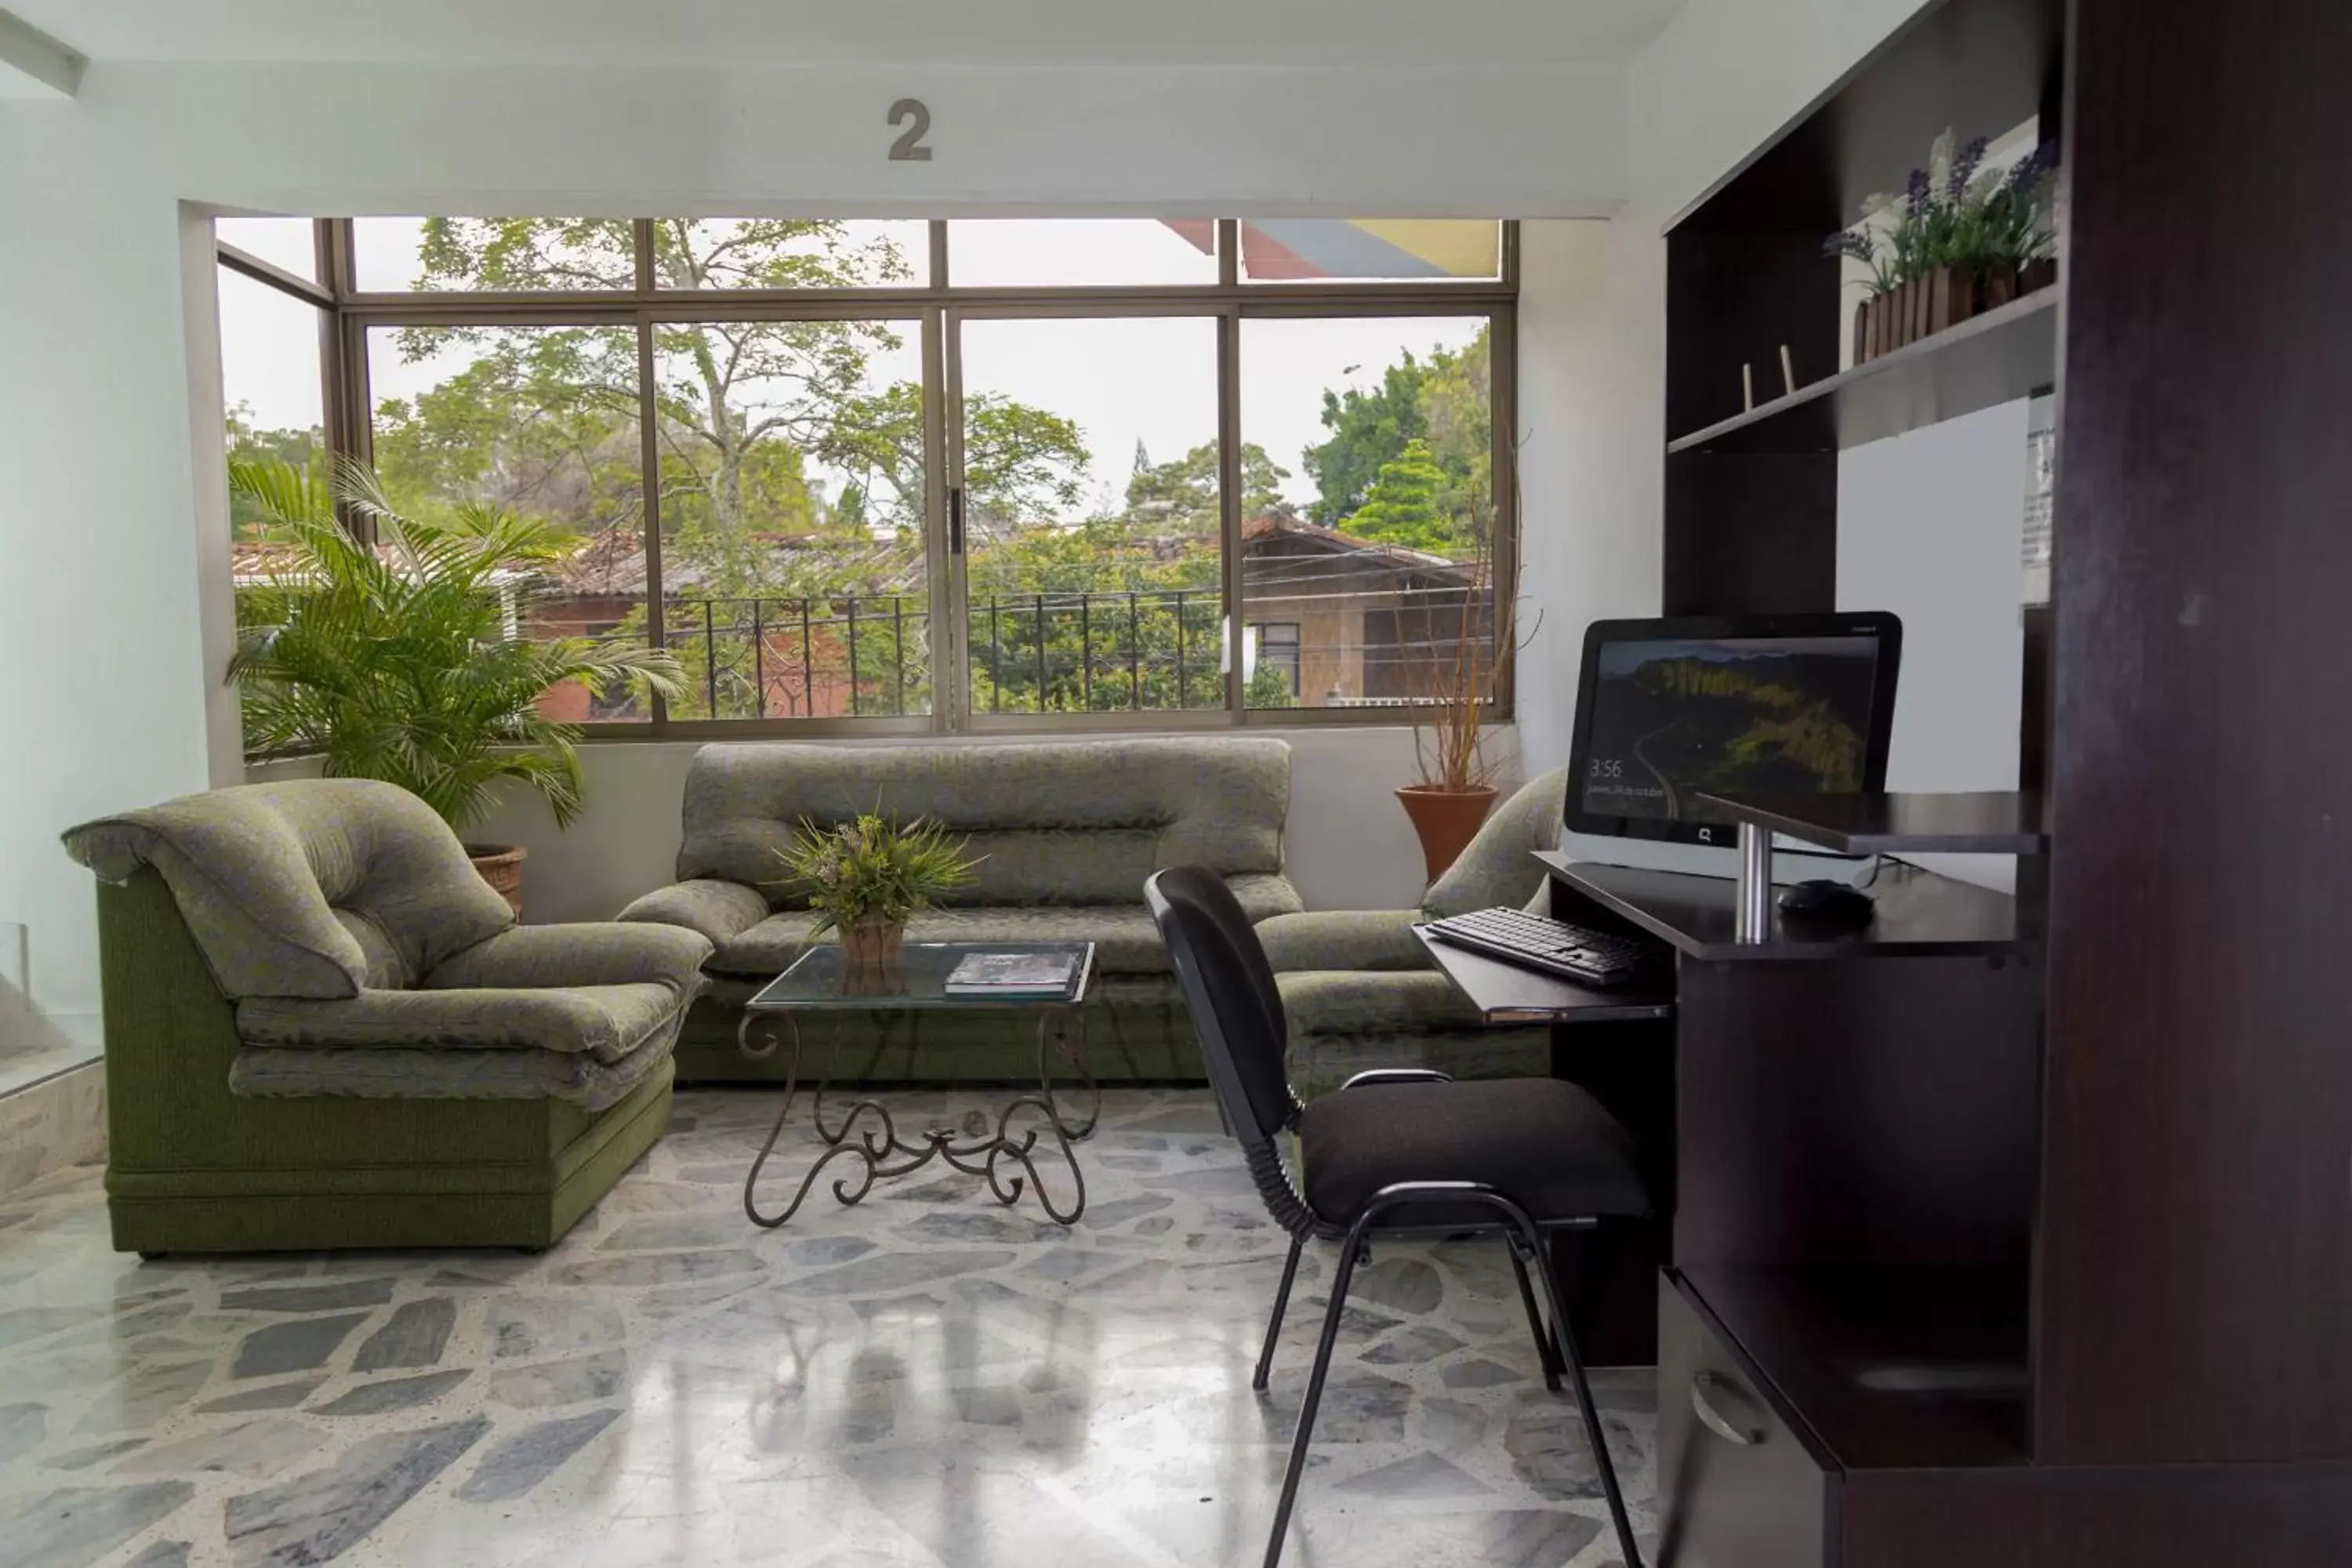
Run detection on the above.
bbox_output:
[1777,879,1876,927]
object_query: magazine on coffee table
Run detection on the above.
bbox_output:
[944,950,1083,997]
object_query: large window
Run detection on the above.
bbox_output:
[216,219,1514,737]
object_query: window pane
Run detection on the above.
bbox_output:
[654,318,928,720]
[353,218,635,292]
[1240,317,1494,710]
[651,219,925,289]
[957,316,1222,715]
[1241,220,1501,283]
[219,266,325,546]
[947,220,1218,287]
[216,217,318,281]
[366,322,652,722]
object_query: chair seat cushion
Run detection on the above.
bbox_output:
[237,982,688,1065]
[1298,1077,1650,1227]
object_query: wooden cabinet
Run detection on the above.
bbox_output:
[1656,1279,1831,1568]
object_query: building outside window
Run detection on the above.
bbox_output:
[216,218,1514,739]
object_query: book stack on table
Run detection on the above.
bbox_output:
[943,950,1083,999]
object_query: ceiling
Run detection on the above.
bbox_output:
[7,0,1690,71]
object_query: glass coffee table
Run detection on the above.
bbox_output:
[735,941,1099,1227]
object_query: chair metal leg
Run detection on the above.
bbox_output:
[1507,1239,1564,1392]
[1529,1232,1644,1568]
[1254,1234,1305,1392]
[1264,1229,1369,1568]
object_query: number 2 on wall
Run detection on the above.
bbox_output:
[888,99,933,162]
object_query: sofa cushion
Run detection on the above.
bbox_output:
[1276,968,1486,1036]
[672,738,1291,907]
[229,1036,673,1112]
[706,873,1301,978]
[1424,766,1568,919]
[238,983,688,1065]
[1258,909,1432,974]
[61,779,513,1000]
[424,923,713,996]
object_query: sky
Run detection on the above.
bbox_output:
[217,218,1488,521]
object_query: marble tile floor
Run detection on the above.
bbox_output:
[0,1087,1657,1568]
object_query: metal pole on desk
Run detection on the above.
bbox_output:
[1736,822,1773,942]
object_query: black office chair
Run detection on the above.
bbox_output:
[1145,866,1649,1568]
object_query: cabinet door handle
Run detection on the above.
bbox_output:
[1690,1371,1766,1446]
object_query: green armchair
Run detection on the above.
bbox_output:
[63,779,709,1254]
[1255,768,1566,1095]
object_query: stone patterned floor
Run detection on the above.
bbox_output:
[0,1088,1656,1567]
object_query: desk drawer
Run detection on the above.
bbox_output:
[1657,1276,1833,1568]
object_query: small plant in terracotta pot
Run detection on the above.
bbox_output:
[777,810,978,968]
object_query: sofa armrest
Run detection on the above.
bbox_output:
[616,880,771,948]
[1256,909,1432,974]
[424,923,713,996]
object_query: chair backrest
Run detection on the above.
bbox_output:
[61,779,513,998]
[1144,866,1299,1148]
[676,739,1291,907]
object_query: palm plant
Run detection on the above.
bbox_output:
[228,457,686,834]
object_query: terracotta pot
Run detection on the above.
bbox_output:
[467,844,526,917]
[840,916,905,969]
[1396,785,1498,884]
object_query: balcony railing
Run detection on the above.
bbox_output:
[536,581,1491,722]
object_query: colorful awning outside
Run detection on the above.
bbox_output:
[1161,220,1500,281]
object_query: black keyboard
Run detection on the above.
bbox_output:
[1425,906,1650,988]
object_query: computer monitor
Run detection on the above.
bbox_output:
[1564,612,1903,850]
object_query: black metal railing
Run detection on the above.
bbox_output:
[581,581,1490,721]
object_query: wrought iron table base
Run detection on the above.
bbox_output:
[739,1007,1098,1226]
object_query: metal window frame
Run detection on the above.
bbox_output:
[216,216,1519,740]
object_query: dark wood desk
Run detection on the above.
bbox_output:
[1420,855,2045,1384]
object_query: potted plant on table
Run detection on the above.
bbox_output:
[228,457,687,913]
[778,811,979,968]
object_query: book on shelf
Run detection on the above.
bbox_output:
[943,950,1081,996]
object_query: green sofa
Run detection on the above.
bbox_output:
[64,780,710,1254]
[619,738,1303,1083]
[1255,768,1568,1095]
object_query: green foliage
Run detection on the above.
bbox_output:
[228,456,687,833]
[1345,439,1478,555]
[1124,441,1293,531]
[227,404,325,541]
[1246,659,1297,709]
[775,811,978,937]
[1299,327,1490,556]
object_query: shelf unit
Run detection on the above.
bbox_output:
[1624,0,2352,1558]
[1635,0,2352,1559]
[1690,789,2049,855]
[1667,289,2058,456]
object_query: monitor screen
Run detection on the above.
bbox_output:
[1565,614,1902,847]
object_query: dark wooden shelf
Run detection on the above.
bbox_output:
[1537,851,2030,961]
[1673,1262,2033,1472]
[1693,790,2049,855]
[1666,288,2057,456]
[1411,927,1675,1023]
